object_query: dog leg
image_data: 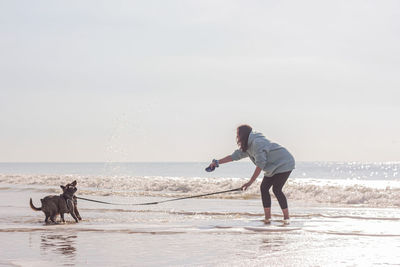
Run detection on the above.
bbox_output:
[67,199,79,223]
[74,206,82,220]
[71,213,79,223]
[50,212,56,223]
[73,197,82,220]
[60,213,65,223]
[69,209,79,223]
[45,213,49,223]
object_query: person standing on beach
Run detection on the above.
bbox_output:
[208,125,295,223]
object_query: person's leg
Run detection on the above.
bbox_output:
[263,208,271,222]
[260,177,273,221]
[282,208,289,220]
[271,171,291,220]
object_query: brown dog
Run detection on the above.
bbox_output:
[30,180,81,223]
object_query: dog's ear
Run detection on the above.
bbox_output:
[71,180,77,186]
[60,185,66,191]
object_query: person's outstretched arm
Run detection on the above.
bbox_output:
[208,149,248,170]
[241,167,262,190]
[209,155,233,168]
[218,155,233,165]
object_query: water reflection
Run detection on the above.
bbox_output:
[260,235,286,252]
[40,233,77,263]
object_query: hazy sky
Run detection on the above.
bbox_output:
[1,0,399,162]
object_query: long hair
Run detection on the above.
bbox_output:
[236,124,252,152]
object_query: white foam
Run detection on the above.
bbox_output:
[286,178,400,207]
[1,174,400,207]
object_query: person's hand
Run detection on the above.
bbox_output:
[209,161,217,168]
[209,159,220,169]
[241,181,252,191]
[205,159,219,172]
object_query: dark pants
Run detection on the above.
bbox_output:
[260,171,291,209]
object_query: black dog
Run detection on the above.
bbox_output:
[63,180,82,221]
[30,180,81,223]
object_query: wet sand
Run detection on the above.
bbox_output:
[1,184,400,266]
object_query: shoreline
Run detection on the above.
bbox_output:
[1,184,400,266]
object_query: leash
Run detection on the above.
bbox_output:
[76,187,242,206]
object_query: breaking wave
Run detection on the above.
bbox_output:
[1,174,400,207]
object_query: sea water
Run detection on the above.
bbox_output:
[1,161,399,207]
[0,162,400,266]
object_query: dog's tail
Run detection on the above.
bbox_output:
[29,198,41,211]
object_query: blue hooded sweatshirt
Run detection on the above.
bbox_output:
[231,131,295,177]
